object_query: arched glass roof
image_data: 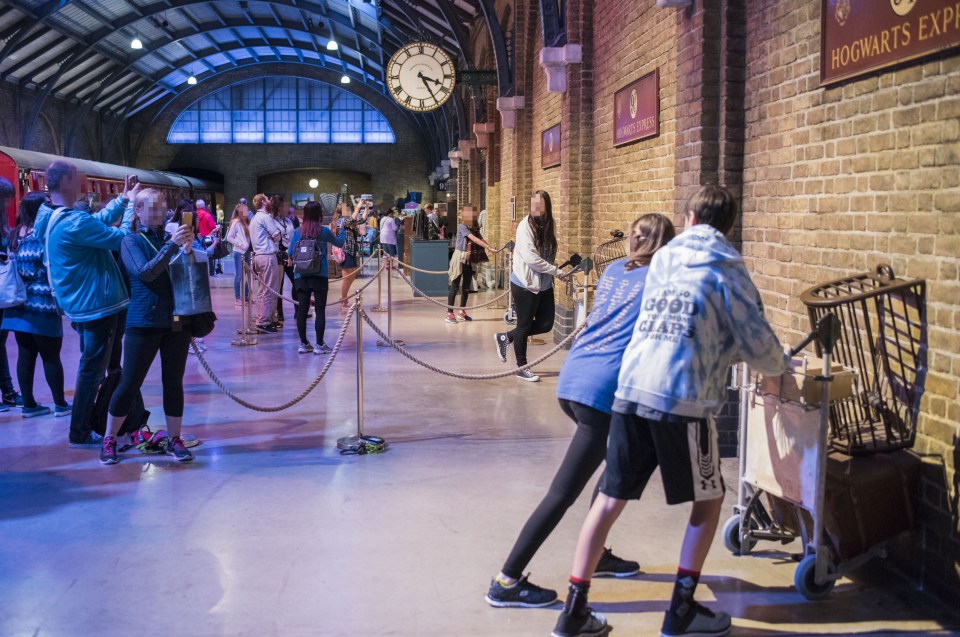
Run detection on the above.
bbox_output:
[167,76,395,144]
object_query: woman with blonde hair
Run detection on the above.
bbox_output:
[226,203,252,306]
[486,213,676,611]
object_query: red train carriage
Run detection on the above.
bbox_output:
[0,146,223,227]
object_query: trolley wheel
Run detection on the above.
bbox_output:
[794,554,835,600]
[722,514,758,555]
[503,310,517,325]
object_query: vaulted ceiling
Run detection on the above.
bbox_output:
[0,0,503,165]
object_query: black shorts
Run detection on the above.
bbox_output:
[600,410,724,504]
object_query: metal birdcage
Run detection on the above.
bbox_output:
[592,230,627,277]
[799,264,927,455]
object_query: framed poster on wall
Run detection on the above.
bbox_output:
[613,69,659,147]
[541,124,561,168]
[821,0,960,85]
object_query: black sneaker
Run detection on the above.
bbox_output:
[100,436,118,465]
[552,608,610,637]
[661,600,731,637]
[485,575,558,608]
[494,332,509,363]
[594,547,641,578]
[255,323,277,333]
[3,391,23,406]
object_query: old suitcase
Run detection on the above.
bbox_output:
[821,449,920,562]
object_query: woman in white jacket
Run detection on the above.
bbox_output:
[493,190,566,382]
[225,204,251,306]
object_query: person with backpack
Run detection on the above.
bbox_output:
[99,187,195,465]
[288,201,345,355]
[1,192,69,418]
[33,161,138,448]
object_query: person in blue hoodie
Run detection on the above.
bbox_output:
[34,161,139,448]
[486,214,675,610]
[552,186,792,637]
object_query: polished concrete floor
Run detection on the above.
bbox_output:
[1,260,958,637]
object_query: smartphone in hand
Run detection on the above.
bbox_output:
[181,211,194,229]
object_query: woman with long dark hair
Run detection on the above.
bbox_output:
[493,190,563,382]
[288,201,345,354]
[486,213,676,612]
[1,192,69,417]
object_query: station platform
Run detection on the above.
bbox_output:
[1,259,957,637]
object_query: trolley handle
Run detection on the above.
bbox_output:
[788,313,842,357]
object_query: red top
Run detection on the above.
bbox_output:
[197,208,216,237]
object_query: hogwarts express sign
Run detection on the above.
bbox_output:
[822,0,960,85]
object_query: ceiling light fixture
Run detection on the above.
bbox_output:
[187,75,197,85]
[131,35,143,50]
[327,38,339,51]
[309,178,319,188]
[340,74,350,84]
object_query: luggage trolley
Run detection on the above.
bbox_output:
[563,230,628,327]
[724,264,927,600]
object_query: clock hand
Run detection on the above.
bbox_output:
[418,71,442,86]
[419,73,438,100]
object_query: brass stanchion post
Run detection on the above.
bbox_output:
[377,255,404,347]
[232,258,258,346]
[337,294,386,454]
[370,245,387,312]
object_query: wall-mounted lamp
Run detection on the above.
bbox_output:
[309,178,319,188]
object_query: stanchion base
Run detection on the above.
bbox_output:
[231,338,258,347]
[337,434,387,455]
[369,306,389,313]
[377,339,404,347]
[529,338,546,345]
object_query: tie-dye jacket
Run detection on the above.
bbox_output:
[615,223,789,419]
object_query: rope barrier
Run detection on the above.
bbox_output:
[395,268,510,311]
[189,302,357,412]
[391,257,448,275]
[251,259,385,308]
[360,310,585,380]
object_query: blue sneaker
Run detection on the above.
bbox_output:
[22,405,52,419]
[69,431,105,448]
[55,403,72,418]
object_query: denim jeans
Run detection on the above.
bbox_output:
[233,250,251,300]
[70,313,120,443]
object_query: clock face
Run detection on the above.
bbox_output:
[386,42,455,112]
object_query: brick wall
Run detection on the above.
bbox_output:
[480,0,960,600]
[743,0,960,599]
[130,64,430,208]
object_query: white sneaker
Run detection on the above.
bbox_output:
[315,343,332,355]
[298,343,314,354]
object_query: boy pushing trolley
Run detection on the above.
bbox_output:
[552,186,792,637]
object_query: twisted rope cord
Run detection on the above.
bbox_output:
[360,310,585,380]
[395,268,510,311]
[188,302,357,412]
[251,260,385,307]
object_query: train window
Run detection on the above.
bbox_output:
[167,77,396,145]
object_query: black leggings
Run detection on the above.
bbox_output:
[506,283,555,366]
[295,276,329,345]
[501,399,610,579]
[108,328,191,419]
[447,263,474,312]
[276,263,295,321]
[14,331,66,408]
